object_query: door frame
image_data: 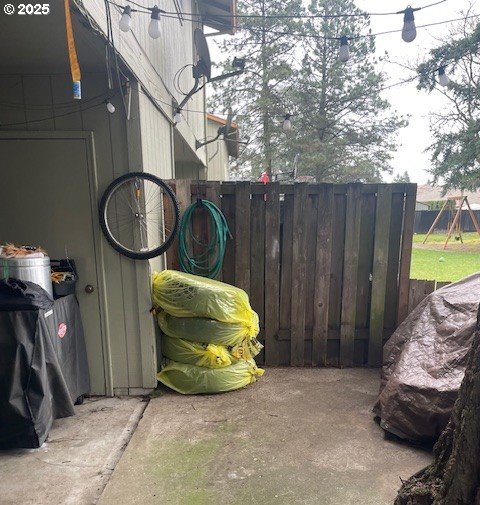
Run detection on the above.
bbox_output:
[0,130,114,396]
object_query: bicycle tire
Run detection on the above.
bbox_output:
[99,172,180,260]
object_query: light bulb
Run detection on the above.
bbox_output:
[283,114,292,131]
[106,101,115,114]
[438,66,450,87]
[148,6,161,39]
[338,36,350,62]
[119,6,132,32]
[402,6,416,43]
[174,109,182,124]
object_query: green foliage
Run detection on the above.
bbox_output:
[417,15,480,191]
[393,170,411,183]
[210,0,406,182]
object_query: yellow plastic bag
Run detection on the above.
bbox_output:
[162,336,234,368]
[157,359,265,395]
[152,270,258,331]
[157,311,263,360]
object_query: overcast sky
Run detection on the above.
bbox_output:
[210,0,474,184]
[355,0,473,184]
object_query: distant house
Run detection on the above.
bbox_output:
[205,114,239,181]
[415,202,429,211]
[416,185,480,206]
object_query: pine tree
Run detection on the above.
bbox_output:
[417,15,480,191]
[393,171,411,183]
[210,0,406,181]
[281,0,406,182]
[210,0,304,179]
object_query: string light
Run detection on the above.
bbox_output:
[283,114,292,131]
[148,5,161,39]
[174,108,183,124]
[438,66,450,87]
[112,2,479,45]
[119,5,132,32]
[338,36,350,62]
[401,6,417,42]
[106,100,116,113]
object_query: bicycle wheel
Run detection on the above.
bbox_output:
[99,172,179,260]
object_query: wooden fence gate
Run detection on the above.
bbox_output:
[166,181,417,367]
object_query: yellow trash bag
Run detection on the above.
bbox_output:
[162,336,234,368]
[152,270,258,331]
[157,359,265,395]
[157,311,263,360]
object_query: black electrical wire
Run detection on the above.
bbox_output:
[112,0,448,19]
[0,97,111,128]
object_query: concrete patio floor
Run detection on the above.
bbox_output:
[0,396,146,505]
[98,368,432,505]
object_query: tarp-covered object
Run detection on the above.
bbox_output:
[373,273,480,442]
[0,283,90,449]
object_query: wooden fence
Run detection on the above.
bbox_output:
[166,181,417,367]
[407,278,452,314]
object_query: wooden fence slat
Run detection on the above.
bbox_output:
[250,193,266,364]
[436,281,451,290]
[397,184,418,324]
[384,191,405,331]
[205,181,223,281]
[328,193,347,365]
[264,182,281,365]
[368,185,393,367]
[221,189,235,284]
[312,184,334,366]
[167,179,191,270]
[340,184,362,366]
[304,193,318,365]
[408,279,436,313]
[290,184,308,366]
[279,193,294,365]
[355,194,376,329]
[234,182,251,293]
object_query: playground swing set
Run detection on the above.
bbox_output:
[423,195,480,249]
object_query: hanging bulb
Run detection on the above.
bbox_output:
[338,36,350,63]
[283,114,292,131]
[174,108,182,124]
[438,66,450,87]
[148,6,161,39]
[106,101,115,114]
[119,5,132,33]
[402,6,417,43]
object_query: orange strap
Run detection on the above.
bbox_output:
[64,0,81,83]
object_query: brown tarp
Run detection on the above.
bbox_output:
[373,273,480,442]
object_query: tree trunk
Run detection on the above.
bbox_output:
[394,305,480,505]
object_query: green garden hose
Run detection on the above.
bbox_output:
[178,199,232,279]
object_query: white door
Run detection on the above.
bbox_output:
[0,133,107,394]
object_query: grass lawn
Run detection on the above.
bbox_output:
[411,232,480,282]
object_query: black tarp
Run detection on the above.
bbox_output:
[373,273,480,442]
[0,280,90,448]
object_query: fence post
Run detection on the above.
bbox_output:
[290,183,308,366]
[397,183,417,325]
[264,182,281,365]
[368,185,393,366]
[340,184,362,366]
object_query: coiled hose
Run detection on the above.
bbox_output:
[178,199,232,279]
